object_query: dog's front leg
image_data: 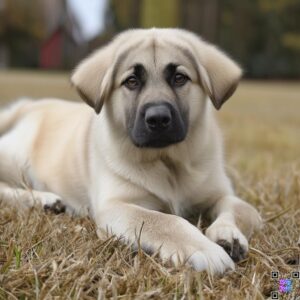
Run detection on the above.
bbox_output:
[94,200,234,274]
[205,195,262,262]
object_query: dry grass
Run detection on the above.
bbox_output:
[0,71,299,299]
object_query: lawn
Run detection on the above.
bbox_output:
[0,70,299,299]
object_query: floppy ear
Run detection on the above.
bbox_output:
[198,44,242,109]
[71,44,115,114]
[184,33,242,110]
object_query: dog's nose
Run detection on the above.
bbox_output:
[145,103,172,132]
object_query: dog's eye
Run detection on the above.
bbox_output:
[124,75,140,90]
[173,73,188,87]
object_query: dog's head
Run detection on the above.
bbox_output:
[71,29,242,148]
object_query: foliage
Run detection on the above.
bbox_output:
[140,0,180,28]
[109,0,300,78]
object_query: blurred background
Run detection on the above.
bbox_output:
[0,0,300,78]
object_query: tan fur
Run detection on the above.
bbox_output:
[71,28,242,112]
[233,201,263,239]
[0,29,261,274]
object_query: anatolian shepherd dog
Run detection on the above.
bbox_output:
[0,29,262,274]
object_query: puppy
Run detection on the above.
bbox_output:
[0,28,262,274]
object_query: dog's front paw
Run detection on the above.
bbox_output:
[205,221,248,262]
[146,218,235,274]
[157,237,234,274]
[189,241,235,274]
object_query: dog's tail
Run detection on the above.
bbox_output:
[0,98,33,135]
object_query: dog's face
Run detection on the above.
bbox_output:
[111,40,197,148]
[71,29,242,148]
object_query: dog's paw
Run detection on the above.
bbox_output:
[145,218,235,274]
[39,192,66,214]
[157,238,234,274]
[189,242,235,274]
[44,199,66,214]
[205,222,248,262]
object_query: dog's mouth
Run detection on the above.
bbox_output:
[131,131,186,148]
[129,102,188,148]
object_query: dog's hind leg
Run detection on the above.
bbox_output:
[0,100,67,215]
[0,182,66,214]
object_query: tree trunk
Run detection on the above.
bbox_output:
[180,0,220,42]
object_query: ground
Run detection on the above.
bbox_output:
[0,71,299,299]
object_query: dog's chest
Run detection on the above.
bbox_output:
[141,157,211,215]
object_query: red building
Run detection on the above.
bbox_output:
[39,0,87,69]
[40,28,62,69]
